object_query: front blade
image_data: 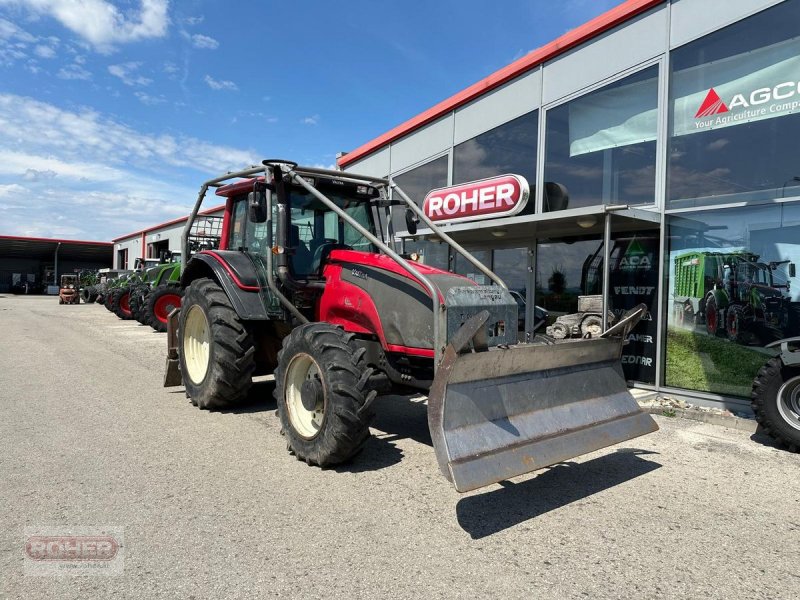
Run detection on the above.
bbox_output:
[428,337,658,493]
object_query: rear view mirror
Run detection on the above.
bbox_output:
[248,190,268,223]
[790,263,796,278]
[405,208,419,235]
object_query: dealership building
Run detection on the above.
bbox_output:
[336,0,800,412]
[110,0,800,412]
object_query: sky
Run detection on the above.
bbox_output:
[0,0,624,241]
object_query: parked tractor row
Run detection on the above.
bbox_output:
[68,219,222,335]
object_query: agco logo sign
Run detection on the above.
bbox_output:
[422,175,529,224]
[694,81,800,123]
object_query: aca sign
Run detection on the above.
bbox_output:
[422,175,529,224]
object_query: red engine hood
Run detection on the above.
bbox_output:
[328,249,472,285]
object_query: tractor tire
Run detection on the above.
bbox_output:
[179,277,255,409]
[275,323,377,467]
[111,286,134,320]
[725,304,747,344]
[705,296,720,336]
[145,285,183,333]
[752,357,800,452]
[129,286,148,323]
[104,290,114,311]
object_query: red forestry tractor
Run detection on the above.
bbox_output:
[164,160,658,492]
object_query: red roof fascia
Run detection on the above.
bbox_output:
[112,203,227,243]
[0,235,112,246]
[337,0,664,168]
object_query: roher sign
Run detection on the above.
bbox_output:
[422,174,529,225]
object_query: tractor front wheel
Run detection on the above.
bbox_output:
[726,305,747,344]
[146,285,183,333]
[275,323,377,467]
[111,286,134,320]
[752,357,800,452]
[179,277,255,409]
[705,296,720,336]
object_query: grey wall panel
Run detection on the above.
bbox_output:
[389,113,453,173]
[670,0,784,49]
[453,69,542,145]
[345,147,390,177]
[542,5,668,106]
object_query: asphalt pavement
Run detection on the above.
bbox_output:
[0,295,798,599]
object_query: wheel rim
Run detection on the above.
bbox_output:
[284,353,326,439]
[154,293,182,324]
[728,311,738,337]
[777,376,800,432]
[183,305,210,384]
[120,292,132,317]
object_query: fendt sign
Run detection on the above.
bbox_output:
[422,174,529,224]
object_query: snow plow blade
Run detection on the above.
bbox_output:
[428,305,658,493]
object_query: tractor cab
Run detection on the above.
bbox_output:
[223,172,380,282]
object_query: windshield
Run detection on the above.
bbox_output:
[288,188,376,276]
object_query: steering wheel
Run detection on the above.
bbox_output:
[311,239,350,272]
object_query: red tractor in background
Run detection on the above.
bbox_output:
[58,274,80,305]
[164,160,657,492]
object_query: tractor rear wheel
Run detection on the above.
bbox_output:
[146,285,183,333]
[179,277,255,409]
[275,323,377,467]
[752,356,800,452]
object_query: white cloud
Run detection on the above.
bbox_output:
[163,61,179,74]
[204,74,237,91]
[0,183,29,197]
[108,61,152,86]
[183,15,203,26]
[57,63,91,80]
[302,114,320,125]
[33,44,56,58]
[0,0,169,52]
[190,33,218,49]
[23,168,57,181]
[0,94,259,239]
[0,17,36,43]
[134,91,166,106]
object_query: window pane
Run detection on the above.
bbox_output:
[543,65,658,211]
[667,0,800,208]
[393,155,449,208]
[453,250,491,284]
[665,203,800,397]
[453,111,538,215]
[393,155,450,270]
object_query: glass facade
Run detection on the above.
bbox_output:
[543,65,659,211]
[665,204,800,397]
[668,0,800,209]
[453,111,538,215]
[361,0,800,402]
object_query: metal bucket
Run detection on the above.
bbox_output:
[428,307,658,492]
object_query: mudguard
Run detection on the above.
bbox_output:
[181,251,271,320]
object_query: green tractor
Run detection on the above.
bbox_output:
[132,219,223,331]
[672,250,793,343]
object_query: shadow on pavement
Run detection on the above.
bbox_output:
[455,448,662,539]
[335,394,431,473]
[220,379,278,414]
